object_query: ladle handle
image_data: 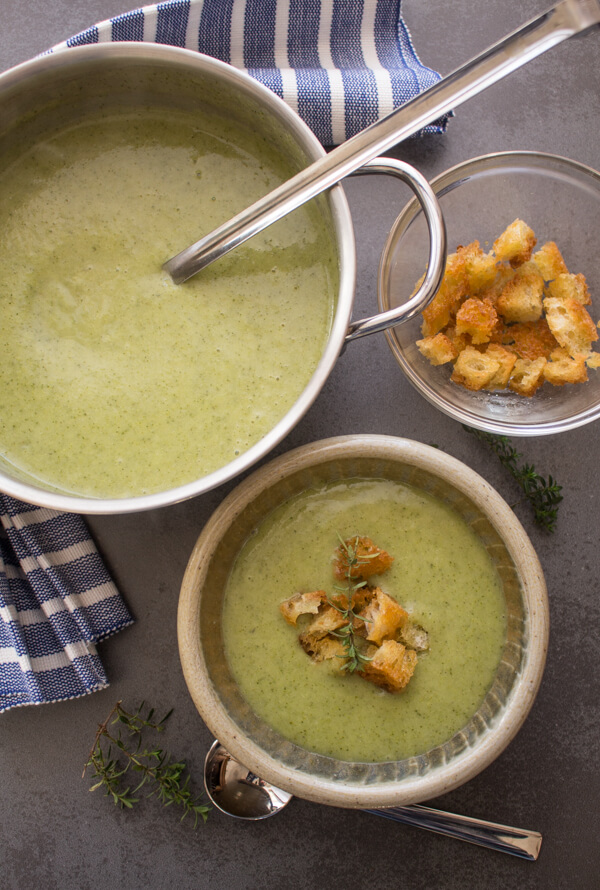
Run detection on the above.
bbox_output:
[164,0,600,283]
[364,804,542,860]
[344,158,446,342]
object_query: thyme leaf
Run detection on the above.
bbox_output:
[328,535,375,673]
[463,426,563,532]
[83,701,210,826]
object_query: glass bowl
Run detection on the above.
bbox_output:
[379,152,600,436]
[177,435,548,809]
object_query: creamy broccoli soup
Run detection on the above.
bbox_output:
[222,478,507,763]
[0,109,337,498]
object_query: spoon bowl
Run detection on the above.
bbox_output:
[204,740,292,820]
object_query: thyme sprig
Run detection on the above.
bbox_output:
[327,535,375,672]
[463,426,563,532]
[83,701,210,827]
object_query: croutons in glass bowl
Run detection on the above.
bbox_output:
[380,152,600,435]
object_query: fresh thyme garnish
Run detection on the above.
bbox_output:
[463,426,563,532]
[327,535,375,672]
[83,701,210,827]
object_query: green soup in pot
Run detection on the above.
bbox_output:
[0,108,337,498]
[222,477,507,763]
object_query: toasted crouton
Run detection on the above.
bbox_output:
[355,586,408,646]
[279,590,327,625]
[493,219,537,267]
[457,241,499,293]
[444,324,471,353]
[333,536,394,581]
[502,318,559,361]
[359,640,417,693]
[586,353,600,369]
[533,241,569,282]
[420,281,462,337]
[543,348,588,386]
[478,263,516,305]
[451,345,501,391]
[298,633,345,663]
[508,357,547,396]
[495,261,545,323]
[300,601,346,640]
[543,296,598,356]
[455,297,499,344]
[546,272,591,306]
[416,332,458,365]
[483,343,518,390]
[398,623,430,652]
[421,252,469,336]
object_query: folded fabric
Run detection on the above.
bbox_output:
[54,0,448,146]
[0,495,133,713]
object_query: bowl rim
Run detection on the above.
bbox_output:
[178,434,549,808]
[0,41,356,514]
[380,150,600,437]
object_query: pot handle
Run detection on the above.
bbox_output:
[345,157,446,342]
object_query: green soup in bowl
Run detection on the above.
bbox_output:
[178,435,549,809]
[222,475,507,763]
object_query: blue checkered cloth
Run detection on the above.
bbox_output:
[54,0,448,146]
[0,496,133,713]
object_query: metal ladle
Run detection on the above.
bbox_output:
[204,740,542,861]
[165,0,600,284]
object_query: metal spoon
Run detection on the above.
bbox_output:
[204,740,542,861]
[165,0,600,283]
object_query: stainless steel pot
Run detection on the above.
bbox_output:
[0,43,445,513]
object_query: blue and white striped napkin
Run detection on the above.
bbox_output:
[55,0,447,146]
[0,496,133,714]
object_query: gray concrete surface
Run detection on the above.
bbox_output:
[1,2,599,888]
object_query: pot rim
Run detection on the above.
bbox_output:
[0,42,356,513]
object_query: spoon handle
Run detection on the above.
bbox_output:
[164,0,600,282]
[364,805,542,860]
